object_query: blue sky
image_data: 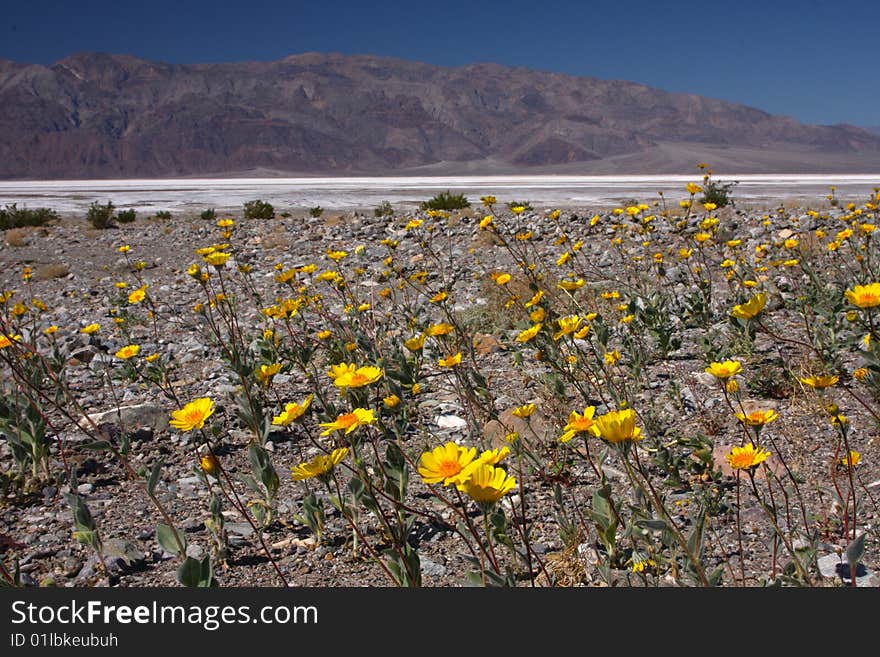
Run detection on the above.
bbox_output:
[3,0,878,127]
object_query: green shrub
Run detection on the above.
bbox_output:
[0,204,59,230]
[420,191,470,211]
[243,199,275,220]
[374,200,394,217]
[116,208,137,224]
[699,178,737,208]
[201,208,217,221]
[308,206,324,218]
[86,201,115,229]
[507,200,534,212]
[154,210,172,220]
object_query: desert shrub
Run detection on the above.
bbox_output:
[0,204,59,230]
[200,208,217,221]
[243,199,275,220]
[309,206,324,218]
[35,263,70,280]
[700,178,737,208]
[154,210,172,220]
[420,191,470,211]
[3,228,28,247]
[374,200,394,217]
[116,208,137,224]
[86,201,116,229]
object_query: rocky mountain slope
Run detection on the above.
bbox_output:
[2,51,879,178]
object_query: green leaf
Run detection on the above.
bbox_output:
[80,440,112,451]
[157,523,187,557]
[177,556,213,587]
[147,459,163,495]
[846,533,867,567]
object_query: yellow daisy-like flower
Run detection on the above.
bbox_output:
[430,291,448,303]
[169,397,215,432]
[80,323,100,335]
[725,443,771,471]
[114,344,141,360]
[438,352,462,368]
[203,251,231,267]
[731,293,766,320]
[404,333,426,352]
[476,446,510,466]
[272,394,314,426]
[318,408,377,436]
[604,350,621,366]
[798,374,839,389]
[256,363,283,386]
[511,403,536,418]
[199,454,220,476]
[383,394,401,408]
[328,363,384,388]
[456,463,516,504]
[853,367,869,382]
[705,360,742,379]
[44,325,58,335]
[553,315,582,340]
[291,448,349,481]
[557,279,585,291]
[0,333,22,349]
[844,283,880,309]
[118,245,131,253]
[425,323,454,337]
[325,249,348,262]
[686,182,701,195]
[494,273,512,285]
[840,450,861,467]
[735,409,778,426]
[559,406,600,443]
[515,323,542,343]
[594,408,643,444]
[216,218,235,228]
[418,442,478,485]
[127,286,147,304]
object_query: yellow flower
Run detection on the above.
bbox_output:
[117,245,131,253]
[319,408,377,436]
[80,323,100,335]
[127,286,147,304]
[327,363,383,388]
[512,403,536,418]
[404,333,427,351]
[553,315,582,340]
[735,409,778,426]
[438,352,462,367]
[425,323,454,337]
[705,360,742,379]
[326,249,348,262]
[604,350,621,365]
[272,395,314,426]
[0,333,22,349]
[726,379,739,394]
[476,446,510,466]
[524,290,544,308]
[853,367,869,382]
[594,408,642,444]
[480,195,497,206]
[515,323,542,343]
[43,325,58,335]
[169,397,215,432]
[841,450,861,467]
[725,443,770,471]
[256,363,282,385]
[291,448,349,481]
[557,278,585,291]
[494,273,512,285]
[200,454,220,476]
[216,218,235,228]
[559,406,599,443]
[456,464,516,504]
[145,353,160,363]
[798,374,839,389]
[479,215,494,229]
[510,205,526,215]
[383,394,401,408]
[686,182,701,195]
[114,344,140,360]
[845,283,880,309]
[418,442,478,485]
[731,293,766,320]
[203,251,231,267]
[430,291,448,303]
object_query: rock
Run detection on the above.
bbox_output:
[76,483,94,495]
[420,557,448,577]
[434,414,467,430]
[817,553,874,587]
[85,403,167,432]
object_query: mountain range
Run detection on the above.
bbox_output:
[1,51,879,179]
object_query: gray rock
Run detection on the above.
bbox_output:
[85,403,167,432]
[420,557,447,578]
